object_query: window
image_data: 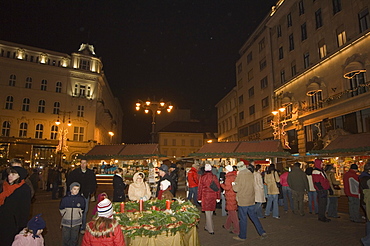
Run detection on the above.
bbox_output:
[25,77,32,89]
[238,95,244,105]
[258,38,265,52]
[303,52,310,69]
[318,39,327,59]
[50,125,58,140]
[248,87,254,98]
[172,139,176,146]
[53,102,60,114]
[35,124,43,139]
[308,91,323,110]
[163,139,168,145]
[359,8,370,33]
[279,47,284,59]
[19,122,27,138]
[181,139,185,146]
[248,69,253,81]
[56,81,62,93]
[315,9,323,29]
[291,61,297,76]
[299,0,305,15]
[332,0,342,14]
[301,23,307,40]
[237,63,242,74]
[349,72,368,97]
[77,105,84,117]
[74,84,90,97]
[22,98,30,111]
[9,74,16,86]
[289,34,294,51]
[337,25,347,46]
[237,79,243,89]
[239,111,244,120]
[260,77,268,89]
[5,96,13,110]
[259,58,266,71]
[80,59,90,70]
[247,52,253,63]
[190,139,194,147]
[262,97,269,108]
[287,13,292,27]
[249,105,255,115]
[2,121,10,137]
[38,100,45,113]
[277,25,282,37]
[280,70,286,84]
[41,79,47,91]
[249,122,261,135]
[73,126,84,141]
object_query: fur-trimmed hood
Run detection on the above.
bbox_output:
[86,219,119,238]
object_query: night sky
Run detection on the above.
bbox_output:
[0,0,277,143]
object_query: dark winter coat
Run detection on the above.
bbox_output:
[113,174,126,202]
[60,192,86,227]
[197,171,220,211]
[220,171,238,211]
[0,181,31,246]
[287,166,309,192]
[67,167,97,199]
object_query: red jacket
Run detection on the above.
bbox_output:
[343,169,359,198]
[187,167,199,188]
[220,171,238,211]
[82,220,125,246]
[197,172,220,211]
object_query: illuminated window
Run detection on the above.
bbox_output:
[73,127,84,141]
[25,77,32,89]
[19,122,27,138]
[349,72,368,97]
[50,125,58,140]
[80,59,90,70]
[2,121,10,137]
[337,25,346,46]
[22,98,30,111]
[38,100,45,113]
[309,91,323,110]
[5,96,13,110]
[9,74,16,86]
[35,124,43,139]
[318,39,327,59]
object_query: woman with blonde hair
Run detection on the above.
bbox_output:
[128,172,151,201]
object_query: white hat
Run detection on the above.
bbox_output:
[236,161,246,171]
[97,198,113,218]
[160,179,171,190]
[205,164,212,171]
[225,165,233,172]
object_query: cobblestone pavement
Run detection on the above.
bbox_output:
[31,189,365,246]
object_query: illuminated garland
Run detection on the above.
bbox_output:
[113,199,200,238]
[322,81,370,103]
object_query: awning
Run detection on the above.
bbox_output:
[343,61,366,79]
[86,144,164,160]
[310,133,370,156]
[190,142,240,158]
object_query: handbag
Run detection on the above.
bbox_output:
[210,180,219,192]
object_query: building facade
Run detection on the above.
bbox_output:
[0,41,122,166]
[217,0,370,157]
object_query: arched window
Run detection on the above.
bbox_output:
[38,100,46,113]
[5,96,13,110]
[50,125,58,139]
[53,102,60,114]
[56,81,62,93]
[19,122,27,137]
[25,77,32,89]
[35,124,43,138]
[9,74,16,86]
[41,79,47,91]
[22,98,30,111]
[2,121,10,137]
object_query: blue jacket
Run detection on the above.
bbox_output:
[59,192,86,227]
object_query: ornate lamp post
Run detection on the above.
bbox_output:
[135,98,173,143]
[271,107,290,149]
[55,111,72,167]
[108,131,114,144]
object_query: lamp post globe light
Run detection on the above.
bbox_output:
[135,98,173,143]
[55,111,72,167]
[108,131,114,144]
[271,107,290,149]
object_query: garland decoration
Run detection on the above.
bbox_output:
[113,198,200,239]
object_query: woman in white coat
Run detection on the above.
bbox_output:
[254,164,266,218]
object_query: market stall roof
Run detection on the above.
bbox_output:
[309,133,370,156]
[85,144,165,160]
[189,140,290,158]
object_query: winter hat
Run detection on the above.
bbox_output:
[350,164,358,170]
[27,214,46,238]
[97,198,113,218]
[170,163,177,169]
[225,165,233,173]
[70,182,80,191]
[236,161,246,171]
[160,179,171,190]
[12,166,28,180]
[158,164,169,172]
[205,164,212,171]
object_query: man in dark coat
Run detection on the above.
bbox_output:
[312,159,331,222]
[67,158,97,233]
[156,164,175,197]
[287,162,309,216]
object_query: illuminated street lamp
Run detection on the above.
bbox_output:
[55,111,72,167]
[108,131,114,143]
[271,107,290,149]
[135,98,173,143]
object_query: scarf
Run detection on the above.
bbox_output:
[0,179,25,206]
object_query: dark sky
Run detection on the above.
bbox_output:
[0,0,276,143]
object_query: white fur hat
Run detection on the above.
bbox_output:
[225,165,233,172]
[205,164,212,171]
[160,179,171,190]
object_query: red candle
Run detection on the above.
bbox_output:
[120,202,125,213]
[152,205,156,210]
[166,200,171,210]
[139,199,144,212]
